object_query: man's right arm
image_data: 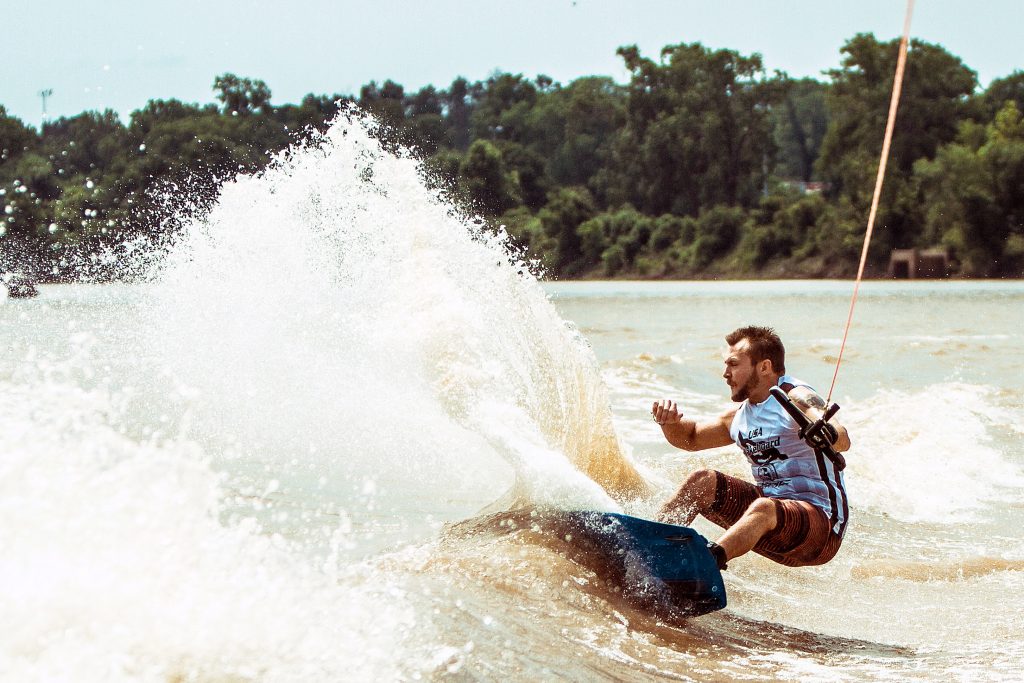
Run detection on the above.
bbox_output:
[652,399,736,451]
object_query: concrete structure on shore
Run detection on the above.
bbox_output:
[888,248,950,278]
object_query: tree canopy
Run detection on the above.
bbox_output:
[2,35,1021,281]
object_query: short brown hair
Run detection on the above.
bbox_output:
[726,325,786,374]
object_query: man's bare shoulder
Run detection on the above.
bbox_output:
[689,406,736,449]
[715,406,739,422]
[701,406,737,433]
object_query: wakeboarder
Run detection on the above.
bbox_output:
[652,326,850,570]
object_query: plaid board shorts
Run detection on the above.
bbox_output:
[704,471,843,567]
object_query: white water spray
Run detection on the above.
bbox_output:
[0,110,650,681]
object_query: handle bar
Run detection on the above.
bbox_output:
[768,386,846,471]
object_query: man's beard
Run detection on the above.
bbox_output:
[732,372,760,402]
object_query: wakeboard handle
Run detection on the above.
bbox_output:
[768,386,846,471]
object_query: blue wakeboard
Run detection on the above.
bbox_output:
[559,511,726,617]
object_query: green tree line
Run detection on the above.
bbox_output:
[2,33,1023,281]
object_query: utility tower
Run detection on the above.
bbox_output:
[39,89,54,124]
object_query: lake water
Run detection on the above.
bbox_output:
[1,115,1022,681]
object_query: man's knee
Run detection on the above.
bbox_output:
[741,498,779,530]
[659,469,719,523]
[683,468,718,494]
[679,469,719,508]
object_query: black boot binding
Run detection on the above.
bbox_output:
[707,541,728,571]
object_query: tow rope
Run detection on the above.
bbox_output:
[827,0,917,404]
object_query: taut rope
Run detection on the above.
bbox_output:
[827,0,916,404]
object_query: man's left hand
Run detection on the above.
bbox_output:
[801,420,839,450]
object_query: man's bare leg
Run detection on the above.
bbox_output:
[715,498,778,562]
[657,469,717,526]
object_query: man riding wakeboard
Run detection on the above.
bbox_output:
[652,325,850,571]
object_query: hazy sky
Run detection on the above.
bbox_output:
[3,0,1021,126]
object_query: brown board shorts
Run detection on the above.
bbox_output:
[705,471,843,567]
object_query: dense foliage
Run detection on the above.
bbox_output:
[2,36,1022,281]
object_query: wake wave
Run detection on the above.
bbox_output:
[842,382,1024,523]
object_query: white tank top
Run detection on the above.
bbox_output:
[729,375,849,536]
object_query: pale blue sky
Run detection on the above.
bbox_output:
[3,0,1020,127]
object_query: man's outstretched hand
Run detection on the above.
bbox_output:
[652,399,681,426]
